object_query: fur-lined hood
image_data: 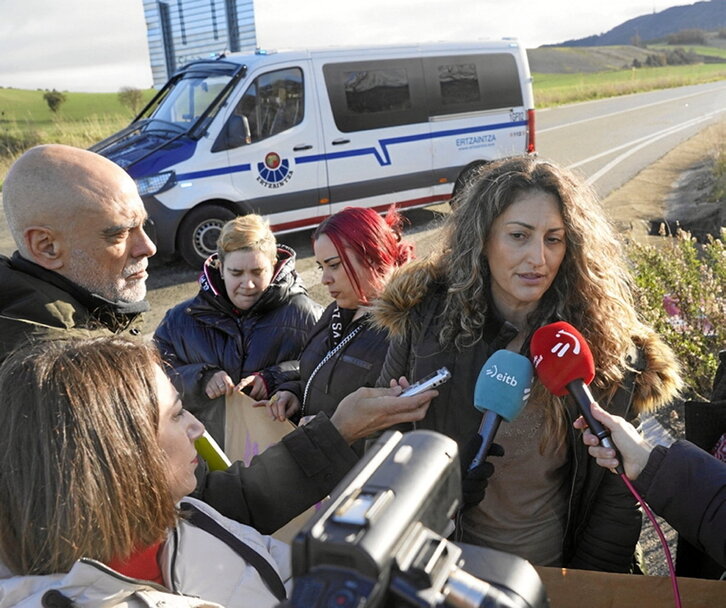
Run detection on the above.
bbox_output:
[371,256,682,415]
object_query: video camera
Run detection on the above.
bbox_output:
[287,430,548,608]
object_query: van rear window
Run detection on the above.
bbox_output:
[324,52,523,132]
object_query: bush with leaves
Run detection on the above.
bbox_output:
[43,89,66,114]
[627,229,725,400]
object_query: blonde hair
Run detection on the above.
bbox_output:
[0,337,178,574]
[435,156,664,444]
[217,214,277,266]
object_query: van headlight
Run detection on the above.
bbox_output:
[135,171,175,196]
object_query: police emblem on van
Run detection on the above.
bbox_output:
[257,152,293,188]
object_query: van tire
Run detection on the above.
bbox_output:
[451,162,487,209]
[178,205,237,268]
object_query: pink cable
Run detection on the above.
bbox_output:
[620,473,682,608]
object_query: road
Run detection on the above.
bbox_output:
[536,80,726,197]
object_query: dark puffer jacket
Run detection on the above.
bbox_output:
[276,302,391,452]
[372,259,682,573]
[153,245,322,445]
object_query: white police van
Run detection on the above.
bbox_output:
[92,41,535,267]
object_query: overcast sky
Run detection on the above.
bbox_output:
[0,0,692,92]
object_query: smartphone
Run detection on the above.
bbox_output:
[399,367,451,397]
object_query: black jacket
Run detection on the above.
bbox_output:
[153,246,322,445]
[0,252,147,364]
[277,302,391,451]
[637,440,726,569]
[195,413,358,533]
[373,272,681,573]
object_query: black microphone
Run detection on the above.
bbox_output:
[468,350,534,472]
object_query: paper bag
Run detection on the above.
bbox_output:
[224,391,324,543]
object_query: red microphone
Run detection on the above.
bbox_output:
[530,321,624,474]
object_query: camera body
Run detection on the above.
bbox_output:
[289,430,548,608]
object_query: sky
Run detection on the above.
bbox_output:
[0,0,694,93]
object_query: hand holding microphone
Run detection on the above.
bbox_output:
[530,321,625,475]
[460,350,533,509]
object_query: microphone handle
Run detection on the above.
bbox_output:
[467,412,502,472]
[567,380,625,475]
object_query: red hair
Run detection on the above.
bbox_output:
[313,205,414,302]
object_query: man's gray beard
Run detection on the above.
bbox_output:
[67,251,147,303]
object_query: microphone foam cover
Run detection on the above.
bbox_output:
[473,350,533,421]
[530,322,595,396]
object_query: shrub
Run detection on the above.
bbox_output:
[0,130,42,158]
[43,89,67,113]
[627,230,725,400]
[117,86,144,115]
[667,29,707,45]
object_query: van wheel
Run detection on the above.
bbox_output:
[451,162,487,209]
[178,205,237,268]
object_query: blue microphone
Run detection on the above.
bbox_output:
[467,350,534,472]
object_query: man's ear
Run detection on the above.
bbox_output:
[24,226,64,270]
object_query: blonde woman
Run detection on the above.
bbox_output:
[154,214,322,447]
[373,156,682,572]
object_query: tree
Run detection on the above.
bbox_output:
[43,89,66,114]
[118,86,144,115]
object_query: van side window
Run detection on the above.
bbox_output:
[216,67,304,150]
[324,59,427,132]
[438,63,480,105]
[344,68,412,113]
[424,54,523,116]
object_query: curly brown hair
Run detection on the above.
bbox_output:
[432,156,674,442]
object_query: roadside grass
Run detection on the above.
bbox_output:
[533,62,726,107]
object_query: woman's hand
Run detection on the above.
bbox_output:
[573,402,652,480]
[235,374,268,400]
[255,390,300,421]
[205,370,235,399]
[330,384,436,444]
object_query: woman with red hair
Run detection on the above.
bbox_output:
[259,206,413,452]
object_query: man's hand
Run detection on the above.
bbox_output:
[330,384,435,444]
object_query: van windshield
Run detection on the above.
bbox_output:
[148,74,232,127]
[139,61,244,135]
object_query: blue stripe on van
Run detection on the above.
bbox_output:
[176,162,252,180]
[295,119,526,167]
[172,119,525,180]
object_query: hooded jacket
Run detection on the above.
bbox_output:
[0,498,290,608]
[0,252,147,365]
[153,245,322,445]
[372,258,681,573]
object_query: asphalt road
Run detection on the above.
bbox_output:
[536,80,726,198]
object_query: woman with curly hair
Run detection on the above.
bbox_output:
[372,156,682,572]
[261,206,414,453]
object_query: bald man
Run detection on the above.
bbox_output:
[0,144,157,362]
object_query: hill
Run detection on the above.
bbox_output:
[558,0,726,46]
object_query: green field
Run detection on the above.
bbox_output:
[533,62,726,107]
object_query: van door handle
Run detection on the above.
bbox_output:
[331,138,350,145]
[293,144,313,151]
